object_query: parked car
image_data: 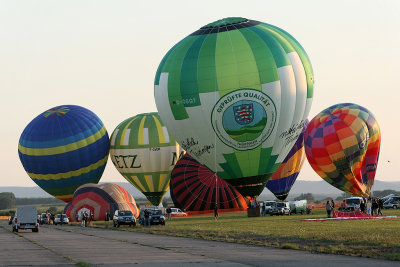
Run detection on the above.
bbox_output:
[383,199,400,209]
[262,201,276,215]
[12,206,39,232]
[8,215,14,225]
[270,202,291,216]
[54,214,69,225]
[113,210,136,227]
[344,197,363,211]
[149,209,166,225]
[170,208,187,217]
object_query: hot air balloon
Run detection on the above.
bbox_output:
[304,103,381,197]
[64,183,139,222]
[154,17,314,197]
[18,105,110,202]
[266,120,308,200]
[170,154,247,212]
[109,113,183,206]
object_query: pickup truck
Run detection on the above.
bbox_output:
[12,206,39,232]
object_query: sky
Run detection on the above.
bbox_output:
[0,0,399,188]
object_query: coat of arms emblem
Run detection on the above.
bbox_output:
[233,104,254,125]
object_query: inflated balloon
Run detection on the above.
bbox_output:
[155,17,314,197]
[64,183,139,221]
[304,103,381,197]
[170,154,247,212]
[109,113,183,206]
[18,105,110,202]
[266,120,308,200]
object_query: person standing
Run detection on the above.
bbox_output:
[331,200,335,210]
[144,209,150,227]
[326,201,332,218]
[166,207,172,220]
[214,204,219,220]
[366,198,372,215]
[378,198,383,216]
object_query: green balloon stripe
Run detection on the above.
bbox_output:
[215,30,261,96]
[111,113,176,149]
[180,34,208,107]
[248,26,291,68]
[197,34,218,94]
[264,23,314,98]
[239,28,279,85]
[165,36,198,120]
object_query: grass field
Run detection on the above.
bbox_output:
[88,209,400,261]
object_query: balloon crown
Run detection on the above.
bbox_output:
[201,17,248,29]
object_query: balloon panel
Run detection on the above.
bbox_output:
[18,105,110,202]
[266,120,308,200]
[304,103,380,197]
[170,154,247,211]
[64,183,139,221]
[155,17,314,197]
[109,112,183,206]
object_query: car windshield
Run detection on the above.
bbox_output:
[119,211,132,216]
[265,202,275,207]
[151,210,162,215]
[346,199,361,205]
[277,203,285,207]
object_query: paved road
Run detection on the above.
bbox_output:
[0,220,395,266]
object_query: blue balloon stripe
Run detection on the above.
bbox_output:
[266,173,299,195]
[19,134,109,174]
[19,121,103,148]
[32,166,106,189]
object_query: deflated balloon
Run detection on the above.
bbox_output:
[18,105,110,202]
[170,154,247,212]
[64,183,139,221]
[109,113,183,206]
[304,103,381,197]
[154,17,314,197]
[266,120,308,200]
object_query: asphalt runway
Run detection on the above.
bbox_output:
[0,220,395,267]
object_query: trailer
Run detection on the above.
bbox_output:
[288,200,310,214]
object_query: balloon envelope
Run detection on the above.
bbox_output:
[18,105,110,202]
[266,120,308,200]
[170,154,247,212]
[64,183,139,221]
[109,112,183,206]
[154,17,314,197]
[304,103,381,197]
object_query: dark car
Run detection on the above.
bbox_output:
[113,210,136,227]
[149,209,165,225]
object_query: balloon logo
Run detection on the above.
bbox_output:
[304,103,381,197]
[18,105,110,202]
[154,17,314,197]
[109,112,183,206]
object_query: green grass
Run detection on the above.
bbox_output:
[88,209,400,261]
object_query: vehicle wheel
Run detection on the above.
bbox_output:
[300,210,305,215]
[394,206,398,209]
[161,222,165,226]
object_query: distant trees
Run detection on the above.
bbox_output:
[294,193,314,202]
[0,192,16,210]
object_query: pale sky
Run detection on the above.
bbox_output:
[1,0,399,187]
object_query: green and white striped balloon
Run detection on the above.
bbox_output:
[109,113,183,206]
[154,17,314,197]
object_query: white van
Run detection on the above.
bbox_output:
[345,197,363,210]
[12,206,39,232]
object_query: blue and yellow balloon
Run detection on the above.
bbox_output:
[18,105,110,202]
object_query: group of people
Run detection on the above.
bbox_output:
[359,197,384,216]
[326,197,384,217]
[78,210,93,227]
